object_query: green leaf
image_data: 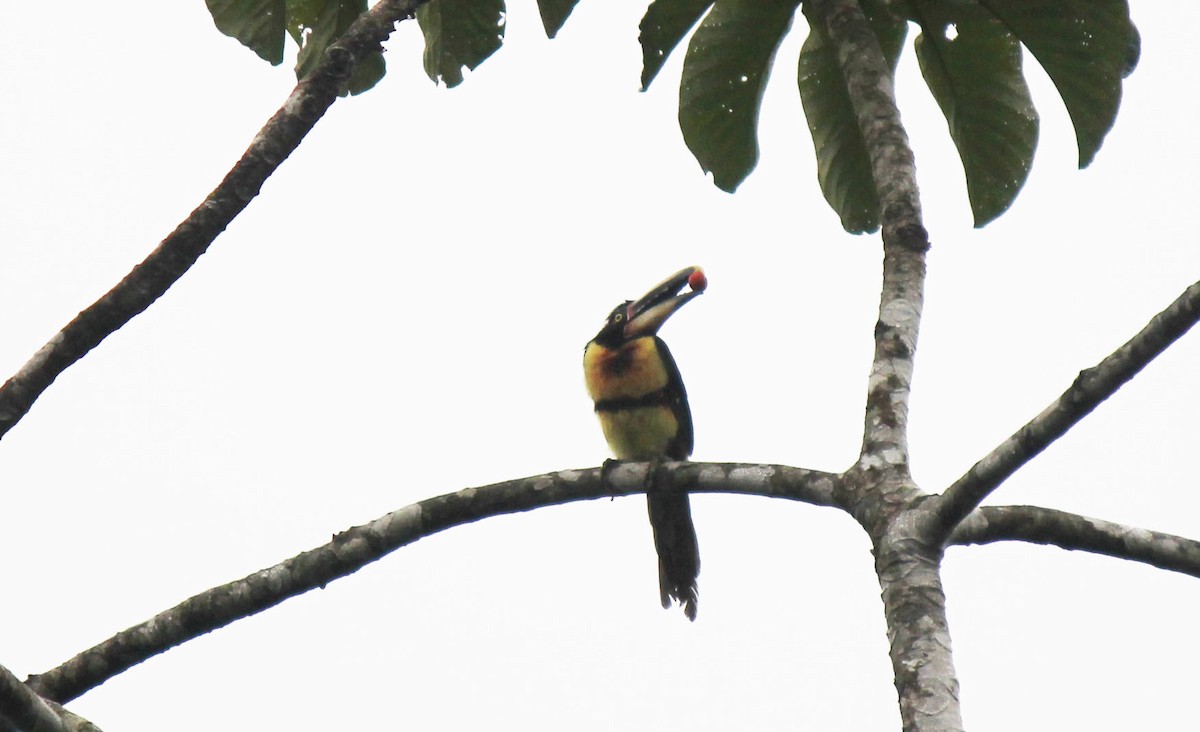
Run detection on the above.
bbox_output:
[678,0,801,193]
[286,0,326,43]
[207,0,287,65]
[976,0,1137,167]
[914,8,1038,227]
[537,0,579,39]
[797,0,906,234]
[291,0,386,95]
[347,46,387,95]
[416,0,506,88]
[638,0,716,91]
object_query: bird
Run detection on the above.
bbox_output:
[583,266,707,620]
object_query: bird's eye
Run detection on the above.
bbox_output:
[614,313,624,322]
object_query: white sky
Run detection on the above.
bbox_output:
[1,3,1197,730]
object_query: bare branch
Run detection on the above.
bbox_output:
[808,0,930,474]
[950,505,1200,579]
[27,463,838,703]
[0,0,426,441]
[928,279,1200,543]
[806,2,958,730]
[875,533,962,732]
[859,243,927,473]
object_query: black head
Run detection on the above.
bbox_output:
[593,300,635,348]
[589,267,706,348]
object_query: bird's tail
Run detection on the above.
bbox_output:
[647,491,700,621]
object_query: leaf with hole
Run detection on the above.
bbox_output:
[678,0,801,193]
[914,7,1038,226]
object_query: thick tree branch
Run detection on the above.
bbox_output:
[950,505,1200,579]
[809,0,930,475]
[27,463,837,703]
[806,2,958,730]
[875,529,961,732]
[927,279,1200,543]
[859,244,926,472]
[0,0,426,441]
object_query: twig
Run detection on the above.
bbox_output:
[27,462,838,703]
[927,279,1200,543]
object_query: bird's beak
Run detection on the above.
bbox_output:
[624,266,706,339]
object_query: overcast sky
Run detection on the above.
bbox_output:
[2,3,1198,731]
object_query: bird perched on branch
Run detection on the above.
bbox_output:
[583,266,707,620]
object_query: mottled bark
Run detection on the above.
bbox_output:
[876,527,961,732]
[27,463,837,703]
[809,0,928,475]
[951,505,1200,579]
[0,660,96,732]
[806,2,961,729]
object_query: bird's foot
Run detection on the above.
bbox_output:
[601,458,620,501]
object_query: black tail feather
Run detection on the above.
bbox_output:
[647,491,700,621]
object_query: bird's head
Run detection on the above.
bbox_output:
[592,266,707,348]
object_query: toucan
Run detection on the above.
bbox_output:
[583,266,707,620]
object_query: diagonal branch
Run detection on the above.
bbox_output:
[26,462,838,703]
[0,0,426,441]
[950,504,1200,580]
[927,279,1200,543]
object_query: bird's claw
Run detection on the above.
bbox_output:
[601,458,620,500]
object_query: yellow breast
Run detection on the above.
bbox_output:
[595,405,679,460]
[583,337,670,402]
[584,336,681,460]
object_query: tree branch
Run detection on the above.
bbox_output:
[927,279,1200,543]
[0,661,78,732]
[806,2,958,730]
[26,462,838,703]
[950,505,1200,579]
[0,0,426,441]
[875,534,962,732]
[809,0,930,474]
